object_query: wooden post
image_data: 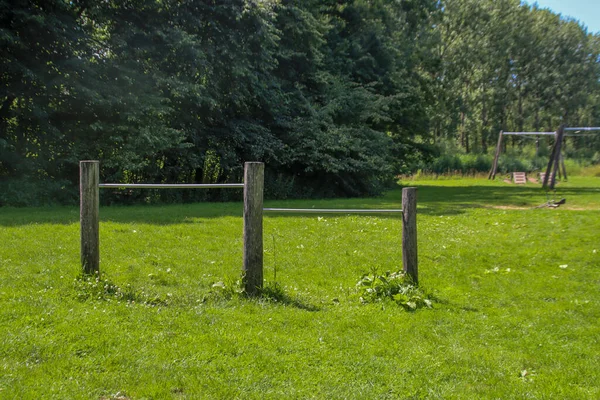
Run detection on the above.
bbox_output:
[556,136,563,180]
[80,160,100,275]
[549,126,564,190]
[488,131,503,180]
[402,187,418,285]
[542,127,560,189]
[542,144,556,188]
[243,162,264,296]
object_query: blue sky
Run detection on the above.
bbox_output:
[524,0,600,33]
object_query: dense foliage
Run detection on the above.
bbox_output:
[1,0,600,205]
[432,0,600,156]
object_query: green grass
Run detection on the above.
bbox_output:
[1,176,599,399]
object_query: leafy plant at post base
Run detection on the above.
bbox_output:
[356,270,434,311]
[208,277,245,301]
[210,277,285,303]
[209,277,317,310]
[73,273,168,306]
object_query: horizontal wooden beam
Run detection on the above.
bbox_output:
[502,132,556,135]
[564,127,600,131]
[263,208,403,214]
[98,183,244,189]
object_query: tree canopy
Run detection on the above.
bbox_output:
[2,0,599,205]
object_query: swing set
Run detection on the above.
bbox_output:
[488,125,600,189]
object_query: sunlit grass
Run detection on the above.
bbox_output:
[0,176,599,398]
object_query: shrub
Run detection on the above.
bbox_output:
[460,154,492,173]
[430,154,463,174]
[498,155,528,173]
[0,177,77,207]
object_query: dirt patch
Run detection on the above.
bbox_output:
[487,205,529,210]
[486,205,599,211]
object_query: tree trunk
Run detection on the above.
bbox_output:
[460,111,466,149]
[517,81,524,133]
[480,93,488,153]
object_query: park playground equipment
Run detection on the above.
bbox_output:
[488,125,600,189]
[79,161,418,295]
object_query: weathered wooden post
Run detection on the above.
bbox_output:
[80,160,100,275]
[543,125,564,190]
[488,130,503,180]
[243,162,264,295]
[549,127,565,189]
[542,137,558,189]
[402,187,418,285]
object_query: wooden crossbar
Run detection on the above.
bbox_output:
[263,208,402,214]
[99,183,244,189]
[503,132,556,135]
[80,161,421,290]
[564,127,600,131]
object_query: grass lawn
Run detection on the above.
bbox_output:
[0,176,599,399]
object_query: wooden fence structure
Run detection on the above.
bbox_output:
[80,161,419,294]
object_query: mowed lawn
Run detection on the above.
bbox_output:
[0,177,599,399]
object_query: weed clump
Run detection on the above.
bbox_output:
[208,278,318,310]
[356,270,435,311]
[73,273,169,306]
[208,277,244,301]
[209,277,289,302]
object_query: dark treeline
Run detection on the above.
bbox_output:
[1,0,599,205]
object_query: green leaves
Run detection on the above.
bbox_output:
[433,0,600,155]
[4,0,599,206]
[356,269,435,311]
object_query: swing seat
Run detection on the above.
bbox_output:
[513,172,526,184]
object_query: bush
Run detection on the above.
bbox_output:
[460,154,492,173]
[0,177,77,207]
[498,155,528,173]
[429,154,463,174]
[417,153,492,175]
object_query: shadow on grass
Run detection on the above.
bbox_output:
[263,184,593,217]
[0,202,244,227]
[207,281,321,312]
[1,184,597,226]
[73,273,171,307]
[257,284,321,311]
[406,184,599,216]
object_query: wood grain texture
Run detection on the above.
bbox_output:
[549,128,564,189]
[488,131,503,179]
[80,160,100,275]
[243,162,264,295]
[542,126,561,189]
[402,187,418,285]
